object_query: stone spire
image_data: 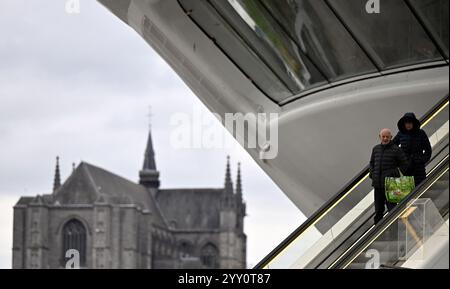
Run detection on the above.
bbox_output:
[221,156,235,209]
[143,105,156,171]
[235,162,246,232]
[139,129,160,189]
[236,162,243,202]
[224,156,234,194]
[53,156,61,193]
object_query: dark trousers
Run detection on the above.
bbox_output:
[374,188,396,224]
[414,175,425,187]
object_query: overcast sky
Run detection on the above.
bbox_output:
[0,0,305,268]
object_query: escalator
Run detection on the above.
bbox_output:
[333,156,448,269]
[255,95,449,269]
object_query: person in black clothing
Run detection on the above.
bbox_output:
[369,129,409,224]
[393,113,432,187]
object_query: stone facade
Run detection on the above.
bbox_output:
[12,131,246,269]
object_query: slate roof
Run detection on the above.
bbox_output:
[156,188,224,230]
[53,162,167,227]
[15,197,35,206]
[15,194,54,206]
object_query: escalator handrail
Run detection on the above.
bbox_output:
[331,155,449,269]
[255,94,449,269]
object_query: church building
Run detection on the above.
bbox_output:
[12,130,246,269]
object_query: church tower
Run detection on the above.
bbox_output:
[139,129,160,189]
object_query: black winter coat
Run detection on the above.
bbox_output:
[369,142,408,189]
[393,113,432,184]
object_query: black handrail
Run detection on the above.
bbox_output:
[331,156,449,269]
[255,94,449,269]
[379,264,411,269]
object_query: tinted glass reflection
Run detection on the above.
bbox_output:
[260,0,377,80]
[328,0,443,68]
[409,0,449,58]
[212,0,328,94]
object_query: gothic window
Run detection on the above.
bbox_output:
[200,243,219,269]
[62,219,87,267]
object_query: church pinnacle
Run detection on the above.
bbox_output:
[53,156,61,193]
[236,162,242,201]
[224,156,234,194]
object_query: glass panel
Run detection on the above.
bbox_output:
[328,0,443,69]
[179,0,293,103]
[409,0,449,58]
[264,101,448,269]
[260,0,377,80]
[180,0,444,104]
[210,0,327,94]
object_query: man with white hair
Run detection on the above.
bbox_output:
[369,128,409,224]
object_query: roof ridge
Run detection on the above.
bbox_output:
[80,163,101,198]
[82,162,140,187]
[146,188,170,228]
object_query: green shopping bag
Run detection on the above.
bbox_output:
[385,169,415,203]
